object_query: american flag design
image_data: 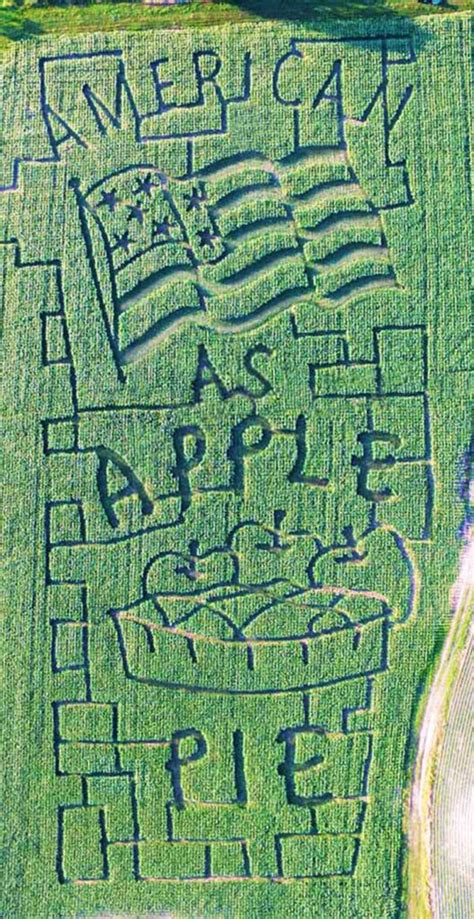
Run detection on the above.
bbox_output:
[75,149,398,367]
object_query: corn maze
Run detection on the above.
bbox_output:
[1,14,472,919]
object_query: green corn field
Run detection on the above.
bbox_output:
[0,11,472,919]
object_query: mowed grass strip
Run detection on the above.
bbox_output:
[1,0,474,55]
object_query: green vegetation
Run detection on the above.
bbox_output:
[1,0,474,54]
[1,12,472,919]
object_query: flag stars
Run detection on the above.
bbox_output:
[97,188,120,212]
[133,172,159,198]
[112,230,133,253]
[152,216,173,239]
[185,185,207,212]
[127,202,147,225]
[198,227,219,249]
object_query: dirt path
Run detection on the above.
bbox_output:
[409,535,473,918]
[431,626,474,917]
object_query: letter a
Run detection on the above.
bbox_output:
[96,446,153,529]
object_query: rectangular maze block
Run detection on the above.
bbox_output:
[278,832,357,879]
[139,840,207,880]
[51,620,86,673]
[210,841,250,878]
[46,500,85,547]
[316,800,365,835]
[311,362,377,399]
[41,313,69,365]
[46,583,85,621]
[57,701,116,742]
[55,702,119,776]
[60,805,107,883]
[42,419,78,456]
[376,325,426,394]
[171,801,255,845]
[87,775,137,842]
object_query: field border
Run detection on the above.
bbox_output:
[408,536,474,917]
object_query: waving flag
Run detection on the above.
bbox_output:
[72,147,397,368]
